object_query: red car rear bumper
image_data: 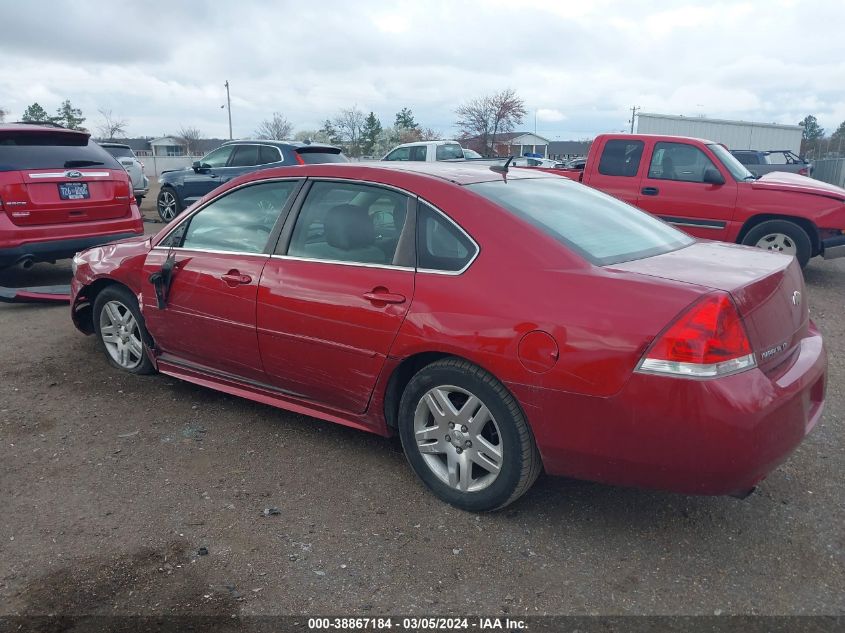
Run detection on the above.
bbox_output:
[510,327,826,496]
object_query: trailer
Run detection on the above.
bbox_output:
[636,113,803,155]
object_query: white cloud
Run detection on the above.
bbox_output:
[0,0,843,140]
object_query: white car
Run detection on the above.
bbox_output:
[99,142,149,206]
[382,140,466,162]
[511,156,562,168]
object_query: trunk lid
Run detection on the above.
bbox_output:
[611,242,808,374]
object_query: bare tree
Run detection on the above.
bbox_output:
[255,112,292,140]
[0,106,7,123]
[419,127,441,141]
[96,108,128,140]
[177,126,203,156]
[456,88,526,156]
[333,106,366,157]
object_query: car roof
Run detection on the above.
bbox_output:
[221,139,340,151]
[257,161,562,186]
[0,122,89,136]
[392,140,461,148]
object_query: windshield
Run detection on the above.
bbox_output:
[468,178,693,266]
[708,143,755,180]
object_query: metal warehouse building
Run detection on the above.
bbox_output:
[636,113,803,154]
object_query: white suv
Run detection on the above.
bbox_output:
[382,140,466,162]
[99,142,149,206]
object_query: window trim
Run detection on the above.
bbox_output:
[415,199,480,276]
[153,177,305,255]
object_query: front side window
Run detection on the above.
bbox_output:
[178,181,298,253]
[417,203,477,272]
[384,147,410,161]
[648,142,719,183]
[435,144,463,160]
[598,139,644,177]
[198,145,234,168]
[287,181,409,265]
[468,178,692,266]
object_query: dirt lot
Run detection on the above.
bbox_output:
[0,231,843,619]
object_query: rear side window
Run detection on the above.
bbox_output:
[409,146,427,161]
[296,148,348,164]
[467,178,692,266]
[436,144,464,160]
[229,145,260,167]
[597,139,644,177]
[733,152,757,165]
[0,132,121,171]
[259,145,282,164]
[102,145,135,159]
[417,202,477,272]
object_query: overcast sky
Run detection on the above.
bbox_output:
[1,0,844,140]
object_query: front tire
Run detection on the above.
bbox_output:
[157,186,182,222]
[742,219,812,268]
[93,285,156,375]
[398,358,541,512]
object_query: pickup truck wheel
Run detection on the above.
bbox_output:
[742,220,811,268]
[157,187,182,222]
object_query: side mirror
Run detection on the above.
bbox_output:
[703,167,725,185]
[192,160,202,172]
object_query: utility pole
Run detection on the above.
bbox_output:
[629,105,640,134]
[224,80,233,140]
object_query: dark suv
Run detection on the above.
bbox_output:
[156,140,347,221]
[0,123,143,269]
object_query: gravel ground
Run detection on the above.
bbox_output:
[0,243,842,619]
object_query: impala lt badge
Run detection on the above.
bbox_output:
[792,291,801,307]
[761,341,788,361]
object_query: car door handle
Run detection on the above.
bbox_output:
[363,289,406,304]
[221,270,252,285]
[641,187,659,196]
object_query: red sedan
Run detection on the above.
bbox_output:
[70,163,826,511]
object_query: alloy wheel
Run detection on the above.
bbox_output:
[158,191,178,221]
[413,385,503,493]
[99,300,144,369]
[755,232,797,256]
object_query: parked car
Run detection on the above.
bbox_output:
[0,123,143,270]
[731,149,813,178]
[71,162,826,511]
[553,134,845,267]
[99,142,149,206]
[156,140,347,222]
[382,140,466,162]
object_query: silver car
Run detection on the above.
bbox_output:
[99,142,149,206]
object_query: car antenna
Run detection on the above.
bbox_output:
[489,156,514,182]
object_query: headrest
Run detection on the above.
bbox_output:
[325,204,375,250]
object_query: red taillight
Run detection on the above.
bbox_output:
[637,293,756,378]
[295,152,305,165]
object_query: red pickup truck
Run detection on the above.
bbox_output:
[554,134,845,267]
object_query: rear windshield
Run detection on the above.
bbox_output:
[0,131,121,171]
[101,145,135,159]
[467,178,693,266]
[295,148,349,164]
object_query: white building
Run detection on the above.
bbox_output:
[637,113,803,154]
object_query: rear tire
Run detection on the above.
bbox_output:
[741,219,812,268]
[157,186,182,222]
[397,358,542,512]
[93,285,156,375]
